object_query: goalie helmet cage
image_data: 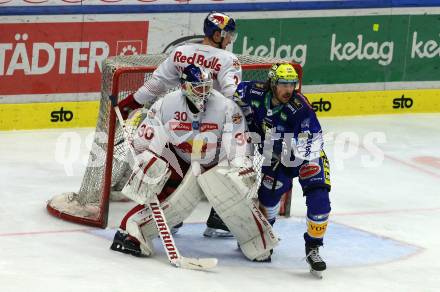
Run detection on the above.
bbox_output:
[46,54,303,228]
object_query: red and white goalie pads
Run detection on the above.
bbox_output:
[124,165,205,245]
[197,161,279,261]
[122,150,171,205]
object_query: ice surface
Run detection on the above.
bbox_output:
[1,114,439,292]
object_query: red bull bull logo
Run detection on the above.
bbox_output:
[209,13,230,30]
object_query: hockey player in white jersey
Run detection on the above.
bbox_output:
[118,11,241,115]
[118,11,241,237]
[111,65,278,261]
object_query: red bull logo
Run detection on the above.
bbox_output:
[169,121,192,131]
[174,51,222,72]
[200,123,218,132]
[209,13,230,30]
[175,140,216,154]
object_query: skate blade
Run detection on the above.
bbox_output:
[310,268,323,279]
[203,227,233,238]
[171,227,180,235]
[110,243,148,257]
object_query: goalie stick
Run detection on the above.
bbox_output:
[110,95,217,270]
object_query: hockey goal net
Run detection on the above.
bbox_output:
[46,53,303,228]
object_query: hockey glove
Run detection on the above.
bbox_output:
[118,93,143,120]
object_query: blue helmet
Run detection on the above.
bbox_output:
[203,11,236,40]
[180,65,213,112]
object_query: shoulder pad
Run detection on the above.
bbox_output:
[296,92,314,110]
[232,58,241,70]
[220,49,239,61]
[286,92,313,114]
[249,81,267,97]
[286,96,303,114]
[233,82,249,106]
[253,82,266,89]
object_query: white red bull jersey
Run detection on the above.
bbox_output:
[132,89,248,169]
[133,43,242,105]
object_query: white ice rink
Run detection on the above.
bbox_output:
[1,114,439,292]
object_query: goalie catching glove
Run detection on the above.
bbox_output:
[118,93,143,120]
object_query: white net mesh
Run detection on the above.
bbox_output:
[47,53,300,227]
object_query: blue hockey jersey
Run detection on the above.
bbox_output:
[233,81,324,164]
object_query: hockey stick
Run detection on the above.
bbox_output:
[109,96,217,270]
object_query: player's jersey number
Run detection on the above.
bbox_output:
[174,111,188,121]
[138,124,154,140]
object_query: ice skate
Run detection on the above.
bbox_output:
[171,222,183,234]
[203,208,233,238]
[305,245,326,279]
[110,230,148,257]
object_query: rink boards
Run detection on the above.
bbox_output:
[1,89,440,130]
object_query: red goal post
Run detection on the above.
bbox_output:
[46,54,303,228]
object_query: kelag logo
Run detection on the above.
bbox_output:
[0,22,149,95]
[312,98,332,112]
[235,15,440,86]
[393,94,413,109]
[51,107,73,122]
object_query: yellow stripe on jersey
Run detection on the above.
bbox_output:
[321,151,331,187]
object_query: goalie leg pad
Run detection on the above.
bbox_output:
[123,166,204,242]
[149,166,204,235]
[119,206,155,257]
[197,165,279,261]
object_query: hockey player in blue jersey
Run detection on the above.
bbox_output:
[233,63,331,278]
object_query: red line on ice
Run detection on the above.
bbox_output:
[0,228,94,237]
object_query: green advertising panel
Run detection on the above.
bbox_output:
[234,15,440,85]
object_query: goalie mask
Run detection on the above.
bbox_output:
[180,65,213,113]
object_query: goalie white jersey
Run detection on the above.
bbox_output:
[134,43,242,105]
[132,89,248,169]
